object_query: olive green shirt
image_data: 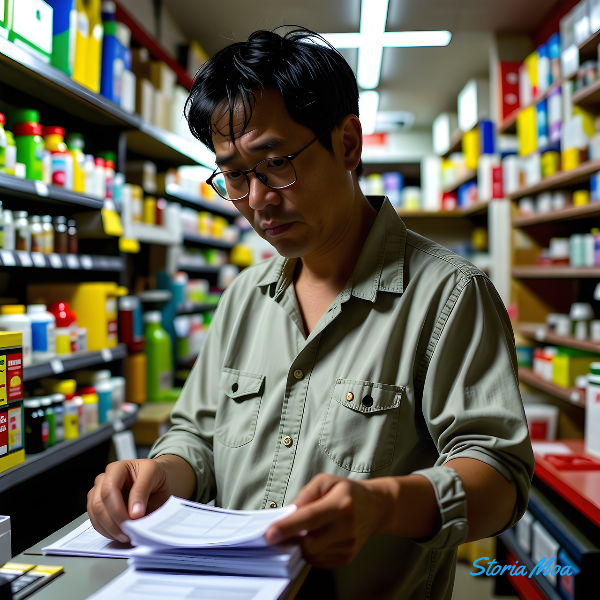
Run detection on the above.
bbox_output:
[150,196,534,600]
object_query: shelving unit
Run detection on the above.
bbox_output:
[518,367,584,406]
[512,202,600,226]
[0,407,138,493]
[165,185,238,218]
[519,322,600,354]
[176,261,222,274]
[441,128,463,158]
[0,251,125,271]
[183,233,237,249]
[176,302,218,315]
[441,169,477,194]
[512,266,600,278]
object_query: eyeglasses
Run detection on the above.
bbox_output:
[207,129,330,201]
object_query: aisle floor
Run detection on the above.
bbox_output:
[452,562,518,600]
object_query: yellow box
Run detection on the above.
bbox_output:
[517,106,538,156]
[562,148,580,171]
[462,128,479,170]
[573,189,590,206]
[27,283,118,351]
[0,448,25,474]
[541,151,560,178]
[552,355,596,388]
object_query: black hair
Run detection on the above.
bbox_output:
[185,26,363,178]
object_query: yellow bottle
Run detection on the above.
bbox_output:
[65,133,86,193]
[72,0,103,93]
[72,0,90,89]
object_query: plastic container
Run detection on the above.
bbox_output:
[30,215,44,253]
[4,132,17,177]
[0,306,32,367]
[42,126,74,190]
[51,393,65,444]
[524,404,559,440]
[67,220,78,254]
[48,301,78,354]
[14,211,31,252]
[24,399,47,454]
[12,115,44,181]
[3,210,14,251]
[118,295,144,352]
[0,202,4,250]
[109,376,125,416]
[27,305,57,362]
[155,198,167,225]
[41,397,56,447]
[47,0,78,76]
[143,311,173,401]
[100,3,126,104]
[63,398,79,440]
[78,387,99,431]
[65,133,86,193]
[95,380,113,424]
[105,160,115,200]
[124,352,146,404]
[570,303,594,340]
[53,216,69,254]
[74,396,85,436]
[93,157,107,200]
[131,185,143,222]
[83,154,95,194]
[143,196,156,224]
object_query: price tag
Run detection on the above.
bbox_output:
[535,327,546,341]
[80,255,93,270]
[49,254,63,269]
[0,251,16,267]
[34,181,49,197]
[17,252,32,267]
[50,358,64,374]
[570,391,582,404]
[112,418,125,432]
[101,348,113,362]
[31,252,46,267]
[65,255,79,269]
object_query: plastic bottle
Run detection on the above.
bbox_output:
[30,215,44,253]
[95,380,113,423]
[47,0,78,76]
[3,210,14,251]
[74,396,86,436]
[12,114,45,181]
[51,393,66,443]
[0,113,6,173]
[87,0,104,93]
[0,201,4,249]
[73,0,90,89]
[118,295,144,352]
[63,398,79,440]
[42,216,55,254]
[42,126,74,190]
[53,216,69,253]
[65,133,86,193]
[93,157,107,199]
[98,152,116,199]
[78,386,99,431]
[41,397,56,447]
[67,220,78,254]
[100,2,124,104]
[48,301,78,354]
[27,305,57,362]
[0,305,32,366]
[109,376,125,416]
[14,211,31,251]
[4,132,16,176]
[143,310,173,401]
[24,399,47,454]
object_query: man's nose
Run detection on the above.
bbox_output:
[247,173,281,210]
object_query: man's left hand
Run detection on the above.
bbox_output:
[264,474,385,569]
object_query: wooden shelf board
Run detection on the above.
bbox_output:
[397,200,488,219]
[441,169,477,194]
[512,201,600,226]
[579,29,600,60]
[519,322,600,354]
[518,367,584,406]
[512,266,600,279]
[572,78,600,105]
[507,159,600,200]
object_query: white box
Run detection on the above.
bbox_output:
[524,404,559,441]
[516,510,535,555]
[477,154,500,202]
[432,113,458,156]
[8,0,53,61]
[136,78,155,123]
[591,0,600,33]
[0,516,11,565]
[585,371,600,458]
[458,79,489,132]
[531,521,560,585]
[121,70,136,114]
[574,0,591,46]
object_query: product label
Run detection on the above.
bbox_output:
[31,321,51,353]
[8,406,22,451]
[41,421,49,443]
[0,354,6,406]
[7,353,23,401]
[0,409,7,456]
[64,414,78,439]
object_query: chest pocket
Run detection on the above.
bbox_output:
[215,368,265,448]
[319,379,404,473]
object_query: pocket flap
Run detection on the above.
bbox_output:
[332,379,404,414]
[220,368,265,399]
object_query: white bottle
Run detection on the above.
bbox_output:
[84,154,95,196]
[3,210,14,251]
[27,305,56,362]
[0,305,32,366]
[93,157,107,200]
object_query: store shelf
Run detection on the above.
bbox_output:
[441,128,463,159]
[499,530,562,600]
[397,200,488,218]
[441,169,477,194]
[512,202,600,226]
[0,250,125,272]
[177,262,222,274]
[164,185,238,217]
[578,29,600,61]
[572,78,600,106]
[519,322,600,355]
[507,159,600,200]
[518,367,584,406]
[129,222,182,245]
[23,343,128,382]
[183,234,237,249]
[532,440,600,528]
[512,265,600,279]
[0,406,138,493]
[176,302,218,315]
[0,173,103,210]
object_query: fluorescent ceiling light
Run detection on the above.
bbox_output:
[382,31,452,47]
[359,91,380,135]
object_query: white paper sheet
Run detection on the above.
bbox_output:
[121,496,296,549]
[86,567,290,600]
[531,442,573,457]
[43,519,134,558]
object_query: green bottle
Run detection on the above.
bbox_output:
[143,311,174,402]
[11,110,45,181]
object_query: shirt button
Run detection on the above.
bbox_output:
[231,383,239,392]
[346,392,354,401]
[269,502,277,508]
[283,435,293,447]
[293,369,304,380]
[362,395,373,407]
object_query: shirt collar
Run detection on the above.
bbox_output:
[256,196,407,302]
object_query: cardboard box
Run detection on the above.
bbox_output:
[131,402,174,445]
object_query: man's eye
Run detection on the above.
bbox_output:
[268,158,286,168]
[225,171,242,181]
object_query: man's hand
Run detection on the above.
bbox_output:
[87,455,196,543]
[264,474,386,569]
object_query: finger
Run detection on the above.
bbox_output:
[88,484,129,543]
[100,462,134,527]
[127,460,166,519]
[291,474,340,509]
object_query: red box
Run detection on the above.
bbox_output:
[498,61,521,121]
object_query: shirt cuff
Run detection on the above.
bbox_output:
[411,466,469,549]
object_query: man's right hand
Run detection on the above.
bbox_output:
[87,455,195,543]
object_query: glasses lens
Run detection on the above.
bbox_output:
[212,171,249,201]
[255,157,296,189]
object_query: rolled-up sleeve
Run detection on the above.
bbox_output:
[415,274,534,547]
[148,289,231,503]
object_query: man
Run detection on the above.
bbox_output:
[88,28,534,599]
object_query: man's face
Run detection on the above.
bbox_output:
[211,88,357,258]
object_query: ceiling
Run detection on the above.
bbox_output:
[164,0,563,131]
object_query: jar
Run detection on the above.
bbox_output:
[51,393,65,443]
[24,398,47,454]
[53,216,68,254]
[41,397,56,447]
[41,216,54,254]
[29,215,44,253]
[548,238,570,265]
[0,305,32,366]
[27,304,56,362]
[67,219,78,254]
[14,211,31,252]
[570,303,594,340]
[63,398,79,440]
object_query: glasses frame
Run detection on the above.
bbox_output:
[207,128,331,201]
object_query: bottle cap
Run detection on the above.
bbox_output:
[42,126,65,138]
[54,379,77,397]
[24,399,42,408]
[143,311,162,323]
[51,393,66,404]
[9,109,40,128]
[14,211,28,218]
[27,304,48,314]
[1,305,25,315]
[68,220,77,227]
[41,397,53,407]
[98,151,116,163]
[106,160,115,170]
[65,133,85,150]
[42,215,52,223]
[13,122,42,137]
[591,362,600,375]
[53,216,67,225]
[95,157,106,167]
[0,113,4,126]
[30,215,41,223]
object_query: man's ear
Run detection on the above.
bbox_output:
[336,114,363,172]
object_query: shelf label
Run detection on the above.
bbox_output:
[49,254,63,269]
[0,251,16,267]
[34,181,49,197]
[101,348,113,362]
[570,391,582,403]
[80,255,93,270]
[31,252,46,267]
[112,418,125,432]
[535,326,546,341]
[65,255,79,269]
[17,252,32,267]
[50,359,64,374]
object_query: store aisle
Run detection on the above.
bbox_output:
[452,563,517,600]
